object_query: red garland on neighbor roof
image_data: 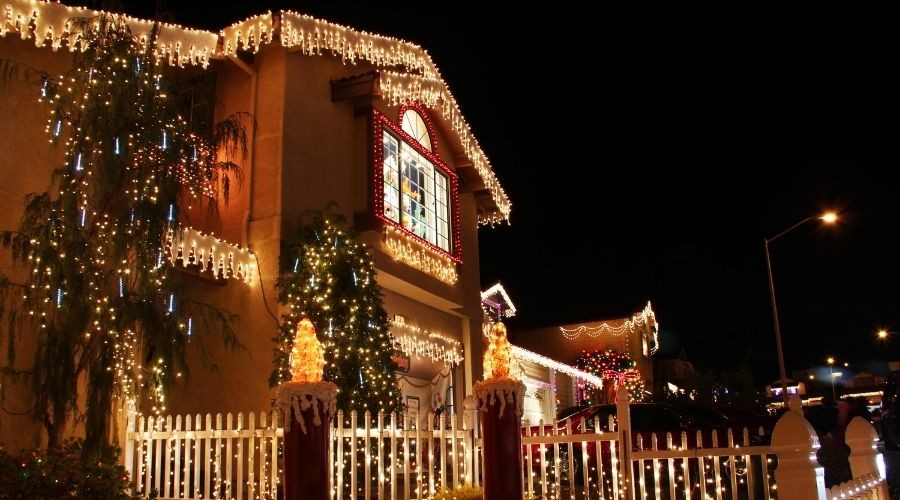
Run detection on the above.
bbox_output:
[372,103,463,263]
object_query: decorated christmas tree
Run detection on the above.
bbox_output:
[0,16,244,453]
[574,349,644,403]
[273,206,401,414]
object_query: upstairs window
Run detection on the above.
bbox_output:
[374,104,461,262]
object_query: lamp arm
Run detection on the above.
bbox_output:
[766,216,817,244]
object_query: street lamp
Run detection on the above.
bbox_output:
[827,357,841,401]
[878,329,889,340]
[765,212,838,400]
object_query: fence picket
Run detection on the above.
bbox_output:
[142,415,151,497]
[579,418,588,499]
[415,412,423,499]
[727,429,738,498]
[173,415,182,499]
[524,424,533,496]
[637,434,647,500]
[351,410,358,500]
[681,431,690,500]
[666,432,675,500]
[538,419,547,500]
[377,411,384,500]
[204,414,212,499]
[404,411,411,500]
[337,410,345,500]
[712,430,722,500]
[364,410,371,500]
[154,417,163,496]
[594,417,605,499]
[390,412,398,500]
[245,412,253,500]
[565,419,575,499]
[439,413,446,490]
[450,411,458,490]
[181,414,197,498]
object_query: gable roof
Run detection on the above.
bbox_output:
[0,2,511,224]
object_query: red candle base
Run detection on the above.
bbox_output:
[475,379,525,500]
[277,381,337,500]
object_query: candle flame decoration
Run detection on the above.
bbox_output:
[483,322,518,381]
[290,319,325,383]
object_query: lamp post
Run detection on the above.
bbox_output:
[765,212,838,401]
[827,357,837,400]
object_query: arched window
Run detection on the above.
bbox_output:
[375,104,460,260]
[401,109,433,152]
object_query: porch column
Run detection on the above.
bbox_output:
[277,381,338,500]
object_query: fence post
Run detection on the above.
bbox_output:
[845,416,889,496]
[771,396,826,500]
[615,384,634,500]
[276,381,338,500]
[473,379,525,500]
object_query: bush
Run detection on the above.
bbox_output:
[0,439,130,499]
[432,484,484,500]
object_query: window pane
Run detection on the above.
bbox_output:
[388,127,453,254]
[382,132,400,222]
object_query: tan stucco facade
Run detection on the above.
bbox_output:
[0,22,495,449]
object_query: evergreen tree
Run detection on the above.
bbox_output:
[273,206,401,414]
[0,16,244,452]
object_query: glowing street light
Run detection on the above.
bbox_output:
[878,329,889,340]
[765,212,839,400]
[827,357,839,400]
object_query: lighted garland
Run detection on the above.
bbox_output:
[0,15,244,453]
[574,349,644,403]
[272,206,401,414]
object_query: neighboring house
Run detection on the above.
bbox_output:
[479,283,627,424]
[513,303,660,403]
[0,4,509,448]
[653,348,696,395]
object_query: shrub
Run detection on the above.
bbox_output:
[432,484,484,499]
[0,439,130,499]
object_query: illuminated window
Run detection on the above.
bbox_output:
[401,109,432,151]
[381,112,451,253]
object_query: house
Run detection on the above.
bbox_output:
[512,303,659,404]
[479,283,651,423]
[0,3,509,448]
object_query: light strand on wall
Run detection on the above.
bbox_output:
[0,0,218,67]
[220,11,273,55]
[166,226,256,284]
[383,226,458,285]
[511,344,602,389]
[559,301,659,353]
[390,319,462,366]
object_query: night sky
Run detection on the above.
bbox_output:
[62,1,897,382]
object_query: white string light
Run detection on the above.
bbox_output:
[0,0,218,67]
[390,319,462,366]
[480,282,516,318]
[511,344,603,389]
[383,226,458,285]
[559,301,660,353]
[166,226,256,284]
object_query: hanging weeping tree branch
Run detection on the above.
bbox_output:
[0,15,246,454]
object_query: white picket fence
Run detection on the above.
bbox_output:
[124,412,281,499]
[123,400,889,499]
